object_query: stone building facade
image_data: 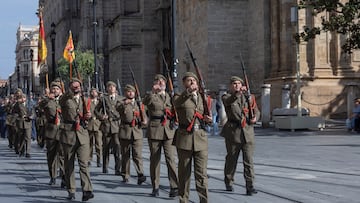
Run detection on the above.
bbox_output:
[40,0,360,119]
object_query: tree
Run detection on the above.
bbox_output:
[297,0,360,53]
[57,49,95,90]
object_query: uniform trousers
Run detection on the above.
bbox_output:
[46,138,64,178]
[89,130,103,163]
[102,132,120,172]
[177,148,208,203]
[148,139,178,190]
[62,135,93,194]
[18,128,31,155]
[224,138,254,188]
[120,138,144,179]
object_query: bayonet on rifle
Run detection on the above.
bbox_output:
[239,51,254,120]
[129,65,147,124]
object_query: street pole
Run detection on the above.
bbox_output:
[29,49,33,94]
[90,0,98,90]
[291,6,302,117]
[171,0,179,93]
[50,22,56,82]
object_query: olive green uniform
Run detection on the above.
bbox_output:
[116,98,145,181]
[221,92,260,191]
[94,94,122,173]
[59,91,93,195]
[13,99,32,156]
[35,99,47,148]
[5,102,16,149]
[87,97,102,166]
[173,90,209,203]
[143,92,178,192]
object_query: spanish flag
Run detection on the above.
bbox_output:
[38,11,47,65]
[63,30,75,63]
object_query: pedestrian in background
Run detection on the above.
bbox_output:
[220,76,260,195]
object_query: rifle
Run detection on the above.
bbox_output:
[161,52,179,123]
[72,61,89,116]
[117,78,123,97]
[129,65,147,123]
[239,51,253,120]
[98,76,107,116]
[185,41,210,117]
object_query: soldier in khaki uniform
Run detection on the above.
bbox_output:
[13,92,33,158]
[59,78,94,201]
[94,81,122,174]
[116,84,146,184]
[173,72,212,203]
[5,95,16,149]
[87,88,103,167]
[35,95,47,148]
[43,81,65,187]
[143,74,178,197]
[220,76,260,195]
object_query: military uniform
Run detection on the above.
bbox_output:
[5,98,16,149]
[173,72,210,203]
[220,76,260,195]
[87,94,103,167]
[94,81,123,174]
[13,94,32,157]
[35,98,47,148]
[59,79,93,200]
[143,74,178,197]
[116,84,146,183]
[43,82,65,186]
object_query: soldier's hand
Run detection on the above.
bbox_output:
[204,115,212,123]
[84,112,92,120]
[102,115,108,120]
[250,116,257,124]
[152,84,161,93]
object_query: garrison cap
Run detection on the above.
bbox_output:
[182,72,199,82]
[230,76,244,83]
[69,78,82,85]
[106,81,117,88]
[90,87,98,92]
[154,74,167,82]
[124,84,136,92]
[50,81,62,89]
[15,88,23,95]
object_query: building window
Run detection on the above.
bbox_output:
[124,0,140,15]
[23,49,29,60]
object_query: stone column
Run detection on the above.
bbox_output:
[347,82,358,118]
[261,84,271,128]
[282,84,291,108]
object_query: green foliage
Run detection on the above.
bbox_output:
[57,49,95,86]
[298,0,360,53]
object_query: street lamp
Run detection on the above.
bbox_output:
[29,49,34,94]
[171,0,179,93]
[50,22,56,82]
[291,6,301,117]
[89,0,98,90]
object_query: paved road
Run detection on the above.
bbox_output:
[0,124,359,203]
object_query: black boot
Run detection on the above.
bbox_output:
[82,191,94,201]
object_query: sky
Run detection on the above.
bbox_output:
[0,0,38,79]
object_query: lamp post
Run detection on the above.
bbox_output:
[29,49,34,94]
[50,22,56,82]
[171,0,179,93]
[89,0,98,89]
[291,6,301,117]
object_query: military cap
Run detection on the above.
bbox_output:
[230,76,244,83]
[106,81,117,87]
[182,72,199,82]
[90,87,98,92]
[50,81,62,89]
[70,78,82,85]
[15,88,23,95]
[124,84,136,92]
[154,74,167,82]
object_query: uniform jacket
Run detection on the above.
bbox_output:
[116,99,143,140]
[173,90,208,151]
[44,97,61,140]
[59,92,89,145]
[87,98,101,131]
[94,94,123,134]
[143,92,175,140]
[13,101,32,129]
[220,93,260,144]
[5,103,16,126]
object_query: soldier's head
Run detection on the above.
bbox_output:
[69,78,82,94]
[106,81,117,95]
[124,84,136,99]
[50,81,62,97]
[90,87,98,98]
[153,74,167,91]
[182,72,198,90]
[229,76,244,93]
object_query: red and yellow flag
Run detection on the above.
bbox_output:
[63,30,75,63]
[38,11,47,65]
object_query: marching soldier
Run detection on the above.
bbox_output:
[35,89,49,148]
[13,91,33,158]
[173,72,212,203]
[43,81,65,187]
[87,87,103,167]
[94,81,122,174]
[143,74,178,197]
[5,95,16,149]
[220,76,260,195]
[59,78,94,201]
[116,84,146,184]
